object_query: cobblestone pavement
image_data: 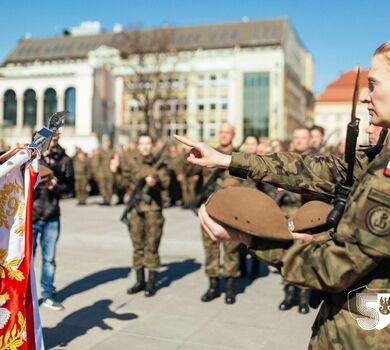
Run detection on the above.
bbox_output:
[35,198,316,349]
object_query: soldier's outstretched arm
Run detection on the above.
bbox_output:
[175,135,368,199]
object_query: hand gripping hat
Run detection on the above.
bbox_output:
[205,187,293,241]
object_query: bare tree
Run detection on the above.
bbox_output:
[112,27,182,139]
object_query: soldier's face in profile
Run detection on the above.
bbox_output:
[361,54,390,128]
[137,136,153,156]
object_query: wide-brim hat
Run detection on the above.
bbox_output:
[205,187,293,241]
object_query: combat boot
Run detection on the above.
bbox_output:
[298,288,310,314]
[249,258,259,280]
[278,284,297,311]
[239,252,247,277]
[224,278,236,305]
[127,268,145,294]
[144,271,157,297]
[201,277,220,302]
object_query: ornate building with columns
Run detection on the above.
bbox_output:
[0,18,313,153]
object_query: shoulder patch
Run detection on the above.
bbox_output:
[368,188,389,207]
[366,206,390,236]
[385,160,390,177]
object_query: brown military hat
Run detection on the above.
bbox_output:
[288,201,333,233]
[205,187,293,241]
[39,164,53,183]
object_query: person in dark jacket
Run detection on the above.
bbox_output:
[32,135,74,311]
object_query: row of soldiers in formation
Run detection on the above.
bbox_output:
[70,123,369,308]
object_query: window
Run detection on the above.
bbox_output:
[198,104,204,111]
[64,87,76,125]
[209,122,216,137]
[222,103,228,111]
[210,103,216,110]
[198,121,204,141]
[210,75,217,81]
[3,90,17,126]
[243,72,270,137]
[43,88,57,125]
[23,89,37,127]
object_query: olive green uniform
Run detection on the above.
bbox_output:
[99,149,114,203]
[180,156,202,206]
[227,139,390,349]
[127,154,170,271]
[166,151,184,205]
[202,145,240,278]
[73,155,90,204]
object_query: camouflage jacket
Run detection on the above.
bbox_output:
[203,145,241,188]
[99,149,115,176]
[128,154,170,212]
[72,156,90,179]
[228,141,390,349]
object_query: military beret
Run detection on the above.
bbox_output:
[205,187,293,241]
[289,201,333,233]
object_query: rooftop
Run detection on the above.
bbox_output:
[2,18,300,65]
[316,67,368,103]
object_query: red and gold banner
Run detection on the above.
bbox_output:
[0,158,44,350]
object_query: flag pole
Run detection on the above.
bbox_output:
[0,111,67,179]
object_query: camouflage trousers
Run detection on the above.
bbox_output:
[181,179,197,205]
[98,173,113,202]
[74,176,88,203]
[128,209,164,271]
[201,228,240,278]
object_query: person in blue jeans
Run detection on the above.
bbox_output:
[33,136,74,310]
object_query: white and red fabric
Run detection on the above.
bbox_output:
[0,156,44,350]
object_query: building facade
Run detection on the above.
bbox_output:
[314,68,370,146]
[0,18,313,153]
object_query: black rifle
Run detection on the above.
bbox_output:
[189,167,225,214]
[327,69,360,227]
[120,144,168,226]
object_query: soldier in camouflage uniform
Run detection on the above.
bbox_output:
[277,127,313,314]
[126,133,170,297]
[201,123,241,305]
[73,147,90,205]
[176,42,390,349]
[98,138,115,205]
[179,144,201,208]
[111,145,127,205]
[88,148,101,196]
[166,143,183,206]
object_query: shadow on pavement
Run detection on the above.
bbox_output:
[157,258,201,289]
[43,299,137,349]
[57,267,130,302]
[236,259,270,295]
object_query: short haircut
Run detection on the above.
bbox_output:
[310,125,325,136]
[137,133,153,144]
[244,135,259,144]
[293,126,311,133]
